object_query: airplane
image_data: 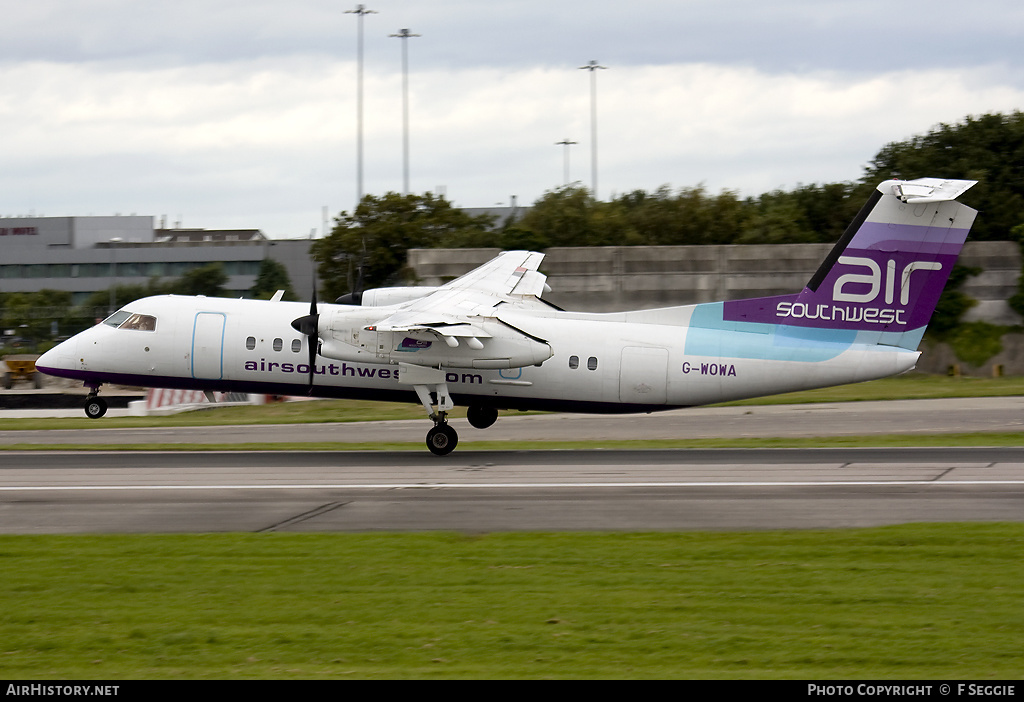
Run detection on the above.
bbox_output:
[37,177,978,455]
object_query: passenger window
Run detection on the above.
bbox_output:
[120,313,157,331]
[246,336,256,350]
[587,356,598,371]
[569,355,579,370]
[291,339,301,353]
[273,338,283,352]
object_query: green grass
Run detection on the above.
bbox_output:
[1,526,1022,679]
[3,373,1023,434]
[718,372,1024,405]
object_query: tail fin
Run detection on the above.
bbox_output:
[724,178,978,350]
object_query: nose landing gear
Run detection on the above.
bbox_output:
[84,386,107,419]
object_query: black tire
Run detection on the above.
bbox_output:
[467,405,498,429]
[2,373,11,390]
[85,397,107,419]
[426,424,458,456]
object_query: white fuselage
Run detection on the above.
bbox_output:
[39,294,918,413]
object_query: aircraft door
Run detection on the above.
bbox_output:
[192,312,226,380]
[618,346,668,404]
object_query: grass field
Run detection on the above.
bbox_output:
[1,525,1022,679]
[2,373,1024,434]
[2,375,1021,679]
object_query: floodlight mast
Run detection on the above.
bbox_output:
[555,138,577,186]
[346,4,377,206]
[390,28,421,196]
[578,60,607,199]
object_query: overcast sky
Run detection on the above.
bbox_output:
[2,0,1023,238]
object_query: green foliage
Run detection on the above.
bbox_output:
[171,262,227,297]
[1008,223,1024,318]
[0,290,93,342]
[948,321,1007,367]
[250,258,294,300]
[82,277,174,313]
[737,191,816,244]
[488,112,1024,249]
[515,185,608,247]
[505,182,869,248]
[927,264,980,338]
[864,111,1024,240]
[312,192,494,301]
[612,185,750,245]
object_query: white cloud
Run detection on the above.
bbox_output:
[1,50,1022,236]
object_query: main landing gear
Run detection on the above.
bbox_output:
[402,364,499,457]
[418,400,500,456]
[84,385,107,419]
[467,405,498,429]
[413,382,458,456]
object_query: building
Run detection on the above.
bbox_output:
[0,215,314,305]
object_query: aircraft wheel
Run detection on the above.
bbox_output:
[426,424,458,456]
[467,405,498,429]
[84,397,107,419]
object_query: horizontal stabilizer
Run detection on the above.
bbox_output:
[885,178,977,204]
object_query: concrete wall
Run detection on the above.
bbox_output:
[410,242,1021,319]
[409,243,1024,374]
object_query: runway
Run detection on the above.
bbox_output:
[1,447,1022,533]
[2,396,1023,445]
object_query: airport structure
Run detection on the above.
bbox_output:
[0,215,315,305]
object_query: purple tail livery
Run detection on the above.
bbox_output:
[723,178,978,349]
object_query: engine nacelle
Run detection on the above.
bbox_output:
[337,287,441,306]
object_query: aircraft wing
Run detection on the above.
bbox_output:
[434,250,548,298]
[376,250,548,325]
[369,250,550,339]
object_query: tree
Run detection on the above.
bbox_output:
[0,289,86,342]
[251,259,295,300]
[312,192,494,302]
[170,262,228,297]
[863,112,1024,240]
[613,185,749,246]
[82,278,173,316]
[514,185,618,248]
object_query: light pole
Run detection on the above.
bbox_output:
[346,4,377,206]
[578,60,606,198]
[108,237,122,314]
[555,138,577,186]
[389,28,421,196]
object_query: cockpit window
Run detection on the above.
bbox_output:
[102,310,132,328]
[119,313,157,331]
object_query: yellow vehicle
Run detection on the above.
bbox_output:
[2,354,43,389]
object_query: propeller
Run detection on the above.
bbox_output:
[290,259,321,391]
[335,254,366,305]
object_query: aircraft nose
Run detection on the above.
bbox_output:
[36,337,78,376]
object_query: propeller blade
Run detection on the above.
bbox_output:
[307,326,317,390]
[287,253,321,393]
